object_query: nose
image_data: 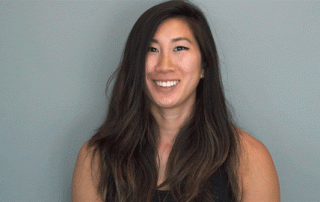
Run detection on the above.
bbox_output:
[155,52,175,73]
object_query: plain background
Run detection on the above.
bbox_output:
[0,0,319,201]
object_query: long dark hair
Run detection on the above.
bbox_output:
[88,0,240,201]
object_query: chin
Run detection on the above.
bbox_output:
[154,101,178,109]
[153,97,177,109]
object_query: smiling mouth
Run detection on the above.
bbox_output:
[154,80,179,87]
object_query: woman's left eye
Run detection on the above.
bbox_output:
[174,46,189,51]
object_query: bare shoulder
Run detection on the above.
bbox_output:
[72,141,103,202]
[237,129,280,202]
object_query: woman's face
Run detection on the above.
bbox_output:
[145,18,203,110]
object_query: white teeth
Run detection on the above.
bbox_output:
[155,80,179,87]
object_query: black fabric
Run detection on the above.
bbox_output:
[104,168,232,202]
[152,168,233,202]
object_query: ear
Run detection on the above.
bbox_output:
[200,68,204,78]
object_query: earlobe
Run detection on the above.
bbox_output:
[200,69,204,78]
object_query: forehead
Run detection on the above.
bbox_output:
[152,18,195,40]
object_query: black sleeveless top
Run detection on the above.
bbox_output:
[152,168,233,202]
[104,168,233,202]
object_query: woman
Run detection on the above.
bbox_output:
[72,1,280,201]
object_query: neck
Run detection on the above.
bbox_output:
[151,102,195,144]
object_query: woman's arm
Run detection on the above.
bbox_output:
[72,142,104,202]
[239,131,280,202]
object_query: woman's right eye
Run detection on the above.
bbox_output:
[148,47,158,52]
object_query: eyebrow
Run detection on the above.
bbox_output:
[151,37,192,44]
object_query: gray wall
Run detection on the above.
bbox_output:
[0,1,319,201]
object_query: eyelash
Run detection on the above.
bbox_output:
[174,46,189,51]
[148,46,189,52]
[148,47,158,52]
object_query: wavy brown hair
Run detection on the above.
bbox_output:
[88,0,240,201]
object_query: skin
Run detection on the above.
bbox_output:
[71,18,280,202]
[238,130,280,201]
[72,143,103,202]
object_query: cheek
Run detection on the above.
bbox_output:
[145,55,158,72]
[181,56,202,74]
[145,60,150,75]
